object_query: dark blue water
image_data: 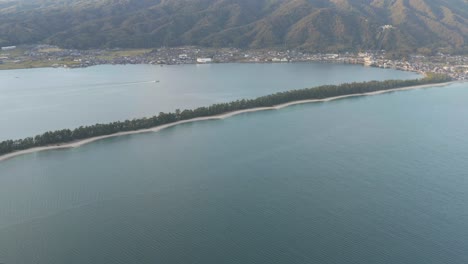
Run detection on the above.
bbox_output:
[0,82,467,264]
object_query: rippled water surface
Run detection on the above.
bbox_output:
[0,81,467,263]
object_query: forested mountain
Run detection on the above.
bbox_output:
[0,0,467,52]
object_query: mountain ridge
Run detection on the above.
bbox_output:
[0,0,466,53]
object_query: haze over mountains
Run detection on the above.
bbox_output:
[0,0,467,53]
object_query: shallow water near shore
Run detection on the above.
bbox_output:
[0,82,467,263]
[0,62,419,140]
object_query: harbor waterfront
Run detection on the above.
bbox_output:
[0,82,467,263]
[1,46,466,81]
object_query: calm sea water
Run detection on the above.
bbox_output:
[0,63,419,140]
[0,81,467,263]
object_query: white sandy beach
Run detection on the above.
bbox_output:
[0,81,461,162]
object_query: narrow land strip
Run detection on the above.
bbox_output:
[0,81,462,162]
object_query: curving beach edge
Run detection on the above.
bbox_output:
[0,81,462,162]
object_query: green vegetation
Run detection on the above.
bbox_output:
[0,60,81,70]
[0,0,466,53]
[0,48,151,70]
[0,73,453,156]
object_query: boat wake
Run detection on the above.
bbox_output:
[91,80,159,87]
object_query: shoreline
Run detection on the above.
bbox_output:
[0,81,462,162]
[0,60,421,70]
[0,59,458,81]
[0,61,434,80]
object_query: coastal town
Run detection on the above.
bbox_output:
[1,45,467,80]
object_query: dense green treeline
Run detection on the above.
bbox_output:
[0,73,452,156]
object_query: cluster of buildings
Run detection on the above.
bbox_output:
[356,52,468,80]
[0,46,16,64]
[1,45,466,80]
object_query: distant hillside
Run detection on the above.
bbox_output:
[0,0,467,53]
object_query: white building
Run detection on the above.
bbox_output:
[364,56,375,66]
[197,58,212,63]
[381,25,394,30]
[358,52,368,57]
[1,46,16,51]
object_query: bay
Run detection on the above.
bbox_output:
[0,81,467,264]
[0,63,419,140]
